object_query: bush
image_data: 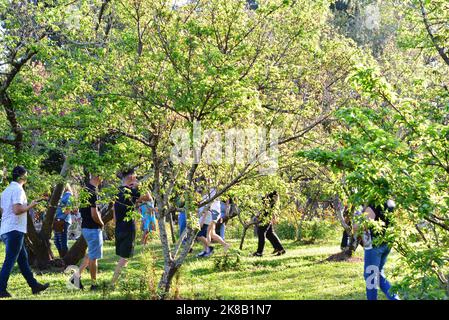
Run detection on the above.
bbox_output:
[297,219,336,244]
[274,218,337,243]
[274,222,297,240]
[223,221,249,240]
[213,251,243,271]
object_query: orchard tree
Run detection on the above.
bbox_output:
[64,0,365,298]
[0,0,117,268]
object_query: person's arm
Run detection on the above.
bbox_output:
[12,187,39,215]
[13,189,39,215]
[13,201,38,215]
[137,191,151,204]
[61,193,72,215]
[89,190,104,227]
[91,207,104,228]
[353,207,375,234]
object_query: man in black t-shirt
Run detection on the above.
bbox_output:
[72,174,104,291]
[111,168,150,287]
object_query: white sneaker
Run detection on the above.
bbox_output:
[197,251,206,257]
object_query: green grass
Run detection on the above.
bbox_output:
[0,235,400,300]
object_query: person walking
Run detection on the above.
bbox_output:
[253,191,285,257]
[111,169,150,287]
[355,199,400,300]
[53,184,74,258]
[206,189,230,254]
[71,174,104,291]
[215,199,230,240]
[0,166,49,298]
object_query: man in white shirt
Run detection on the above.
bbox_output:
[0,166,49,298]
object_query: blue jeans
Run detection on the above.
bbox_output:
[0,231,38,292]
[179,211,186,237]
[54,222,70,252]
[364,244,398,300]
[219,223,225,240]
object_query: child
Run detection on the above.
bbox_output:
[140,196,156,245]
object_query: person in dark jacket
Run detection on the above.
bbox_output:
[355,198,400,300]
[253,191,285,257]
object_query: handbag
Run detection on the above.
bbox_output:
[53,219,65,233]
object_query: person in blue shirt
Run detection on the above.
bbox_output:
[141,196,157,245]
[53,184,74,258]
[176,195,187,238]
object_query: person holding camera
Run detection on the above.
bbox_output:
[0,166,50,298]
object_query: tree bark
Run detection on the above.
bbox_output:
[26,213,55,269]
[239,225,251,250]
[158,260,179,299]
[25,158,69,268]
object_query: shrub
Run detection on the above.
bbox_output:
[213,251,243,271]
[274,221,297,240]
[297,219,336,244]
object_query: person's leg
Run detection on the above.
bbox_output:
[61,223,69,254]
[197,236,209,251]
[89,258,98,283]
[77,256,89,278]
[179,212,186,237]
[209,223,230,252]
[265,224,284,251]
[16,238,38,288]
[215,222,221,237]
[54,231,62,253]
[364,247,382,300]
[206,223,213,245]
[220,223,225,240]
[89,229,103,285]
[111,257,128,286]
[0,231,25,292]
[341,230,349,250]
[378,245,398,300]
[256,225,268,254]
[143,230,148,245]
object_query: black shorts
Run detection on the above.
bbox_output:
[197,224,209,238]
[115,230,136,258]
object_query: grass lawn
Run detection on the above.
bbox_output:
[0,235,400,300]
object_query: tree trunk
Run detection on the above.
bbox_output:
[156,208,173,299]
[25,158,69,269]
[158,260,179,300]
[239,224,255,250]
[26,213,54,269]
[63,236,87,267]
